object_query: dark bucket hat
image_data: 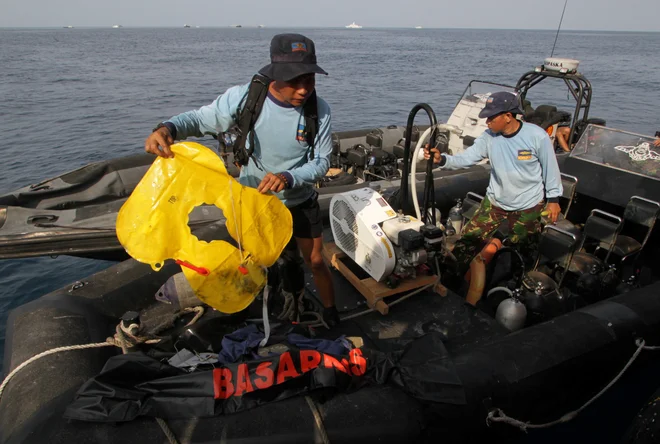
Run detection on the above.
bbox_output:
[479,91,524,119]
[258,33,328,82]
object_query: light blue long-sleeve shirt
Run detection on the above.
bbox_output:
[167,82,332,208]
[441,122,563,211]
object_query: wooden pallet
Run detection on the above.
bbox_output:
[323,242,446,315]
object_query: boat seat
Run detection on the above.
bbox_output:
[598,196,660,263]
[569,209,623,274]
[524,105,571,131]
[554,215,579,235]
[608,236,644,257]
[461,191,484,225]
[559,173,578,218]
[542,173,580,235]
[532,224,579,288]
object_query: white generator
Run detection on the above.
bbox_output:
[329,187,443,283]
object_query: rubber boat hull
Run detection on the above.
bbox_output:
[3,220,660,443]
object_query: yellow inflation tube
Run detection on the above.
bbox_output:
[116,142,293,313]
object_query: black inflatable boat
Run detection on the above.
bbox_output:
[3,59,660,444]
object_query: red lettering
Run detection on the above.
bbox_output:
[213,368,234,399]
[277,352,301,384]
[254,361,274,389]
[300,350,322,373]
[234,363,254,396]
[348,348,367,376]
[323,354,349,374]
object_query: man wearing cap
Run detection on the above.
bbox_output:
[425,91,563,272]
[144,33,340,326]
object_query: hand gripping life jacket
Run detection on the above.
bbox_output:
[116,142,293,313]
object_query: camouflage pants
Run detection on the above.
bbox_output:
[453,196,543,273]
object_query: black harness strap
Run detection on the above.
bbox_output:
[233,74,319,168]
[234,74,271,168]
[303,90,318,161]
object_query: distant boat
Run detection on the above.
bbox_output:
[257,24,265,28]
[183,24,191,28]
[345,22,362,29]
[414,26,423,29]
[63,25,74,29]
[112,25,122,28]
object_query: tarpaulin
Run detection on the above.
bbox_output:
[64,333,465,422]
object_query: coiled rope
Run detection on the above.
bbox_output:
[0,305,205,444]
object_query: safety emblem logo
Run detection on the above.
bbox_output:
[615,142,660,161]
[296,123,306,142]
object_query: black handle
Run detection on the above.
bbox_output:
[400,103,437,216]
[27,214,59,224]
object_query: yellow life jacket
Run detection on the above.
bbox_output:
[116,141,293,313]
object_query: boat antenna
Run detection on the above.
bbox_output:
[550,0,568,57]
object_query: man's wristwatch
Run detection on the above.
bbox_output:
[276,173,289,187]
[153,122,168,133]
[152,122,177,139]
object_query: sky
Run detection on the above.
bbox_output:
[1,0,659,32]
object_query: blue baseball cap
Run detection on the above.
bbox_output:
[479,91,523,119]
[258,33,328,82]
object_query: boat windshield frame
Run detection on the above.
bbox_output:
[454,80,516,109]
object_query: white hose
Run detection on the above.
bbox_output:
[410,126,436,220]
[409,123,464,221]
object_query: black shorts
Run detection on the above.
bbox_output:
[289,193,323,239]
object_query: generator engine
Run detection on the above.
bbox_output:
[329,187,445,286]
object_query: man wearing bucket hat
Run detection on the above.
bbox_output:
[145,33,340,326]
[425,91,563,272]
